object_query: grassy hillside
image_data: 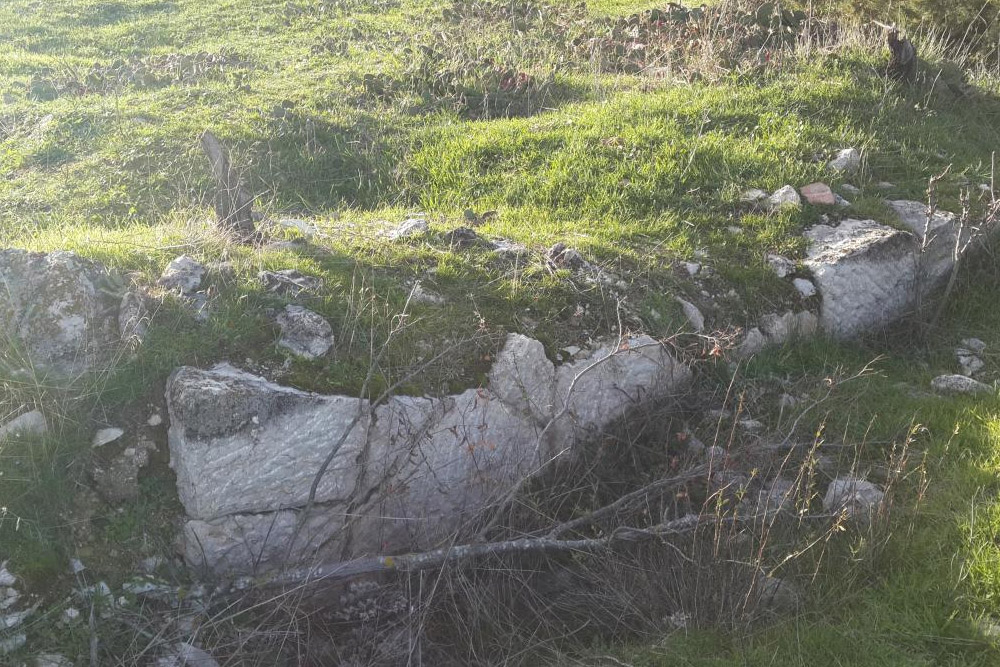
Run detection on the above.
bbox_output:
[2,0,1000,664]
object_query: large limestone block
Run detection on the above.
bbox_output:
[171,334,691,573]
[183,508,346,575]
[488,333,556,424]
[553,335,690,438]
[887,199,957,283]
[804,219,919,338]
[363,389,546,552]
[167,363,368,519]
[0,250,120,378]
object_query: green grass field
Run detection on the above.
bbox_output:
[3,0,1000,663]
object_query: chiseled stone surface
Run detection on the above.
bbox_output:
[167,363,368,519]
[804,219,919,338]
[170,334,692,573]
[887,199,957,283]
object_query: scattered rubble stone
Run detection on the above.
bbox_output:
[35,655,74,667]
[793,278,817,298]
[158,256,205,294]
[156,642,221,667]
[735,327,767,358]
[957,348,985,376]
[828,148,861,173]
[276,218,317,238]
[409,282,447,306]
[768,185,801,208]
[759,311,818,344]
[766,254,795,278]
[875,181,895,190]
[0,587,19,612]
[148,413,163,427]
[389,218,429,240]
[961,338,987,355]
[931,374,993,396]
[0,250,121,378]
[822,477,884,519]
[258,269,323,297]
[0,410,47,442]
[841,183,861,196]
[676,297,705,332]
[683,261,701,276]
[275,305,333,360]
[490,238,528,259]
[92,427,125,448]
[800,182,835,205]
[90,435,156,502]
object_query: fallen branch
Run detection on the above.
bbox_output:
[267,514,707,589]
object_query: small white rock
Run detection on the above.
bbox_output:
[739,419,765,433]
[388,218,428,240]
[676,298,705,332]
[932,374,993,396]
[0,588,18,611]
[766,254,795,279]
[683,262,701,277]
[735,327,767,358]
[823,477,884,518]
[0,562,15,587]
[961,338,987,355]
[276,305,334,360]
[793,278,817,298]
[158,255,205,295]
[35,654,74,667]
[92,427,125,448]
[410,282,447,306]
[147,414,163,427]
[63,607,81,622]
[1,608,33,630]
[840,183,861,195]
[277,218,317,238]
[958,353,985,376]
[69,558,86,575]
[828,148,861,174]
[768,185,801,209]
[0,410,47,442]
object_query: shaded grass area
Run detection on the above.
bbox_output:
[596,250,1000,665]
